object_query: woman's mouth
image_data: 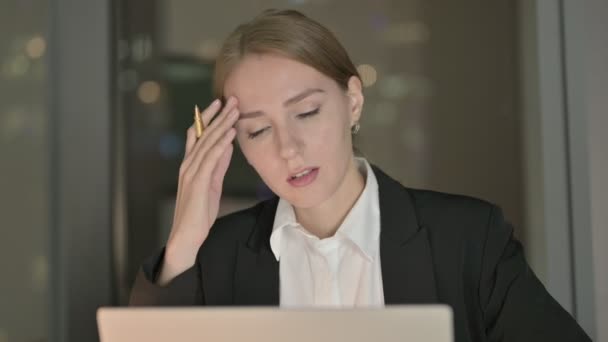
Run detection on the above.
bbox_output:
[287,167,319,187]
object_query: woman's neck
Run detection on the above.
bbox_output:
[293,157,365,239]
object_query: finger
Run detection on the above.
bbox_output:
[183,101,238,171]
[211,142,233,188]
[171,179,184,237]
[184,124,197,158]
[196,127,236,179]
[189,108,238,173]
[181,98,236,171]
[201,96,237,128]
[199,105,239,154]
[199,98,223,127]
[186,97,237,162]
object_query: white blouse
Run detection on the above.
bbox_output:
[269,158,384,307]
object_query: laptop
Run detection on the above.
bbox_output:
[97,305,453,342]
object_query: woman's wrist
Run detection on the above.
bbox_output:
[158,233,204,285]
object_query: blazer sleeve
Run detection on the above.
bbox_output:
[478,206,591,341]
[129,247,204,306]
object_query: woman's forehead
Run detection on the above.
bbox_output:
[223,54,334,103]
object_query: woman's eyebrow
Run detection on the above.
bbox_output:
[238,88,325,120]
[283,88,325,106]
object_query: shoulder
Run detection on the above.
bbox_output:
[404,188,516,293]
[408,188,495,227]
[406,187,509,246]
[373,164,504,242]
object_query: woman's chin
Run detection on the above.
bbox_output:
[279,187,328,210]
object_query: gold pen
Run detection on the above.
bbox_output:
[194,105,204,138]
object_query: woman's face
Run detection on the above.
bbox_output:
[224,53,363,208]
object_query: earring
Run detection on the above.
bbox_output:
[351,122,360,135]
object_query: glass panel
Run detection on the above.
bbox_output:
[0,1,50,341]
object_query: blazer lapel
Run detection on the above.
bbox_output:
[233,197,280,305]
[232,166,439,306]
[373,165,439,304]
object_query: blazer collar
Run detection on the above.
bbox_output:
[372,165,438,304]
[234,197,280,305]
[233,164,438,305]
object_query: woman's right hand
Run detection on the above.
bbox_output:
[158,97,240,285]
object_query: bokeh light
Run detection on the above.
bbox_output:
[197,39,220,60]
[1,107,27,141]
[131,35,153,62]
[159,133,182,159]
[357,64,378,88]
[378,75,409,99]
[2,55,30,78]
[25,36,46,59]
[137,80,161,104]
[31,255,48,293]
[372,101,399,125]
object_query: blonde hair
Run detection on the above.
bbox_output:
[213,9,361,99]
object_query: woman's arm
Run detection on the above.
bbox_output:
[129,247,204,306]
[129,99,239,306]
[479,206,590,341]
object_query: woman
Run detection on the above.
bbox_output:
[130,9,590,342]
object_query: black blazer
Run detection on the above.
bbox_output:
[130,165,590,342]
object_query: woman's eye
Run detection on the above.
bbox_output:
[246,108,319,140]
[297,108,320,119]
[248,127,268,139]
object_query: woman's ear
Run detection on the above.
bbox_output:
[346,75,364,125]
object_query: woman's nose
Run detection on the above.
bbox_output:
[277,130,300,160]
